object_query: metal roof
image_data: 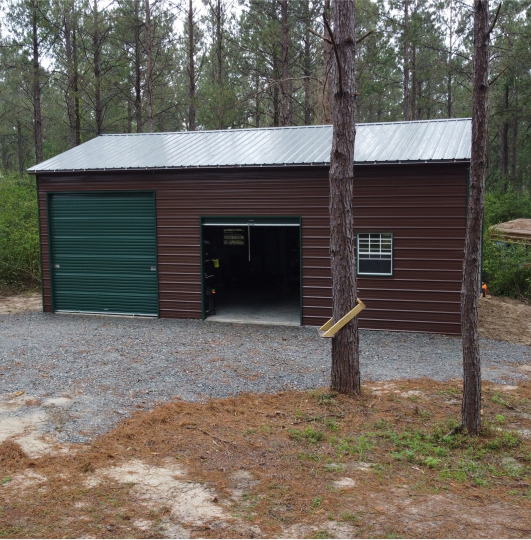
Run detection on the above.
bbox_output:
[28,118,471,173]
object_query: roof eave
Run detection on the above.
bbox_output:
[28,158,471,174]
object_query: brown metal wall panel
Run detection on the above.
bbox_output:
[37,162,468,334]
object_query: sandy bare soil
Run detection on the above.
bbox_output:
[1,380,531,538]
[0,293,41,316]
[479,296,531,346]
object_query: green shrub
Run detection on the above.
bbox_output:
[484,190,531,229]
[482,190,531,300]
[0,174,40,288]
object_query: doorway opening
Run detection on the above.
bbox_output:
[201,218,301,325]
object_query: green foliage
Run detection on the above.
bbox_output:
[484,191,531,229]
[289,427,325,444]
[0,174,40,287]
[329,434,373,460]
[482,190,531,299]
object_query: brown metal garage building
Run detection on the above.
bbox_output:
[29,118,471,334]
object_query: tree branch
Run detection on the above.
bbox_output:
[356,29,375,45]
[307,27,331,44]
[322,11,343,95]
[489,65,508,86]
[487,3,501,36]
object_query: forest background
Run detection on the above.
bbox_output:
[1,0,531,297]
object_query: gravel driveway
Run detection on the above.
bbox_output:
[1,312,530,443]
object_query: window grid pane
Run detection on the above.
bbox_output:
[357,233,393,275]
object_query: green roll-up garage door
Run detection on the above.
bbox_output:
[48,192,159,316]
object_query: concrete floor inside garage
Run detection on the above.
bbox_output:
[206,288,300,326]
[203,223,301,326]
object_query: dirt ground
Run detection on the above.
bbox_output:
[1,380,531,538]
[478,296,531,346]
[2,292,531,346]
[2,293,531,538]
[0,292,41,316]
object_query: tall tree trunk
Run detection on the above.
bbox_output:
[322,0,332,124]
[145,0,154,132]
[272,48,280,127]
[127,96,133,133]
[134,0,143,133]
[255,70,261,127]
[215,0,222,87]
[416,76,422,120]
[214,0,223,129]
[303,0,311,125]
[462,0,490,436]
[73,26,81,143]
[511,116,517,183]
[329,0,359,394]
[447,0,454,117]
[403,0,410,121]
[280,0,291,125]
[93,0,103,136]
[158,95,165,132]
[501,84,509,186]
[32,5,43,164]
[64,6,76,147]
[411,46,417,120]
[17,119,24,176]
[188,0,196,131]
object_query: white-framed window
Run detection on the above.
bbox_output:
[357,233,393,276]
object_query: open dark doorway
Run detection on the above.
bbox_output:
[201,218,301,325]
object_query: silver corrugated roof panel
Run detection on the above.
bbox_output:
[28,118,471,173]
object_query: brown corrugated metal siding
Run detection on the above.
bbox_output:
[37,162,468,334]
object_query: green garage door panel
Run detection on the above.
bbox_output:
[49,192,159,316]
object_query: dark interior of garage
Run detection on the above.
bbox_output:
[202,224,300,325]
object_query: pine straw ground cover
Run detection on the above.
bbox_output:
[2,379,531,539]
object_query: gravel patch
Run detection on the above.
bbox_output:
[1,313,530,443]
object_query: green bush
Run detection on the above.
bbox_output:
[484,190,531,228]
[482,190,531,300]
[0,174,40,288]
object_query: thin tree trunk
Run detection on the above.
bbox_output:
[73,26,81,143]
[329,0,359,395]
[145,0,154,132]
[215,0,222,87]
[322,0,332,124]
[447,0,454,117]
[403,0,410,121]
[280,0,291,126]
[303,0,311,125]
[214,0,223,129]
[188,0,196,131]
[17,119,24,176]
[127,96,133,133]
[93,0,103,136]
[417,76,422,120]
[501,84,509,184]
[462,0,490,436]
[64,6,76,147]
[255,70,261,127]
[134,0,143,133]
[272,48,280,127]
[32,5,43,164]
[411,46,417,120]
[511,116,517,183]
